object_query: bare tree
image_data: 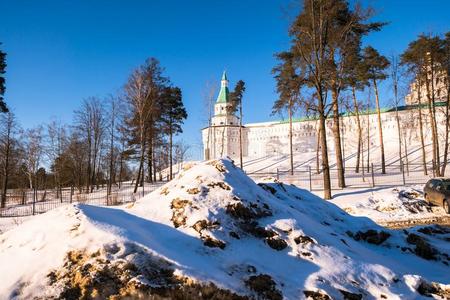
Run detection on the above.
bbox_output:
[22,126,44,189]
[202,80,217,160]
[124,58,166,193]
[173,140,191,173]
[0,112,18,207]
[390,55,403,169]
[107,95,121,195]
[46,119,67,196]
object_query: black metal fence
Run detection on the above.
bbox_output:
[0,181,166,218]
[248,161,441,191]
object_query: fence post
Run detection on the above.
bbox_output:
[371,163,375,188]
[70,186,73,203]
[401,160,406,186]
[22,191,25,205]
[276,168,279,180]
[142,180,145,198]
[432,159,436,177]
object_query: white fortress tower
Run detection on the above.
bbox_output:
[202,72,243,160]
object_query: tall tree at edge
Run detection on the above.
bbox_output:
[362,46,390,174]
[161,86,187,180]
[230,80,246,169]
[0,43,8,113]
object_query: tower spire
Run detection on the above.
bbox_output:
[216,71,230,103]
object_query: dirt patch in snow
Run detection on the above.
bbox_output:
[406,233,438,260]
[347,229,391,245]
[46,244,246,300]
[170,198,192,228]
[206,160,228,173]
[245,274,282,300]
[303,290,331,299]
[207,181,231,190]
[294,235,315,245]
[417,280,450,298]
[266,237,288,251]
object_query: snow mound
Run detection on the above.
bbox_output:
[331,186,448,225]
[0,158,449,299]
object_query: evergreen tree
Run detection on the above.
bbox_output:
[441,32,450,175]
[0,43,8,113]
[272,51,302,175]
[344,50,369,173]
[362,46,390,174]
[401,35,445,176]
[401,37,429,175]
[230,80,246,169]
[124,58,168,192]
[286,0,383,199]
[161,86,187,180]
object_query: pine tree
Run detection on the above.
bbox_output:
[362,46,390,174]
[124,58,168,192]
[0,43,8,113]
[440,32,450,175]
[401,35,445,176]
[161,86,187,180]
[345,50,369,173]
[272,51,302,175]
[230,80,246,169]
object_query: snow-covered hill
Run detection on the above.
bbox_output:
[0,158,448,299]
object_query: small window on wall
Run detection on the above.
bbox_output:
[220,122,224,125]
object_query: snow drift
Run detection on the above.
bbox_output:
[0,158,449,299]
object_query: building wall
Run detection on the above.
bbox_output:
[202,106,448,161]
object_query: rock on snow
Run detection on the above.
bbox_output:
[0,158,448,299]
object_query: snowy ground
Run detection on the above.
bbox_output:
[327,185,449,227]
[0,159,448,299]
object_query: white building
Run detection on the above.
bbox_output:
[202,72,448,164]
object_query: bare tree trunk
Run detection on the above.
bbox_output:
[1,115,12,208]
[392,55,403,171]
[316,125,321,174]
[394,103,402,171]
[118,151,123,188]
[425,65,441,176]
[366,93,371,173]
[169,124,173,180]
[86,131,92,193]
[417,83,428,175]
[441,87,450,175]
[134,131,146,193]
[319,112,331,199]
[352,87,362,173]
[239,101,244,169]
[108,105,115,195]
[331,89,345,188]
[288,100,294,175]
[153,141,157,182]
[147,125,153,183]
[404,132,410,175]
[373,79,386,174]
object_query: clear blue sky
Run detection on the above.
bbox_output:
[1,0,449,159]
